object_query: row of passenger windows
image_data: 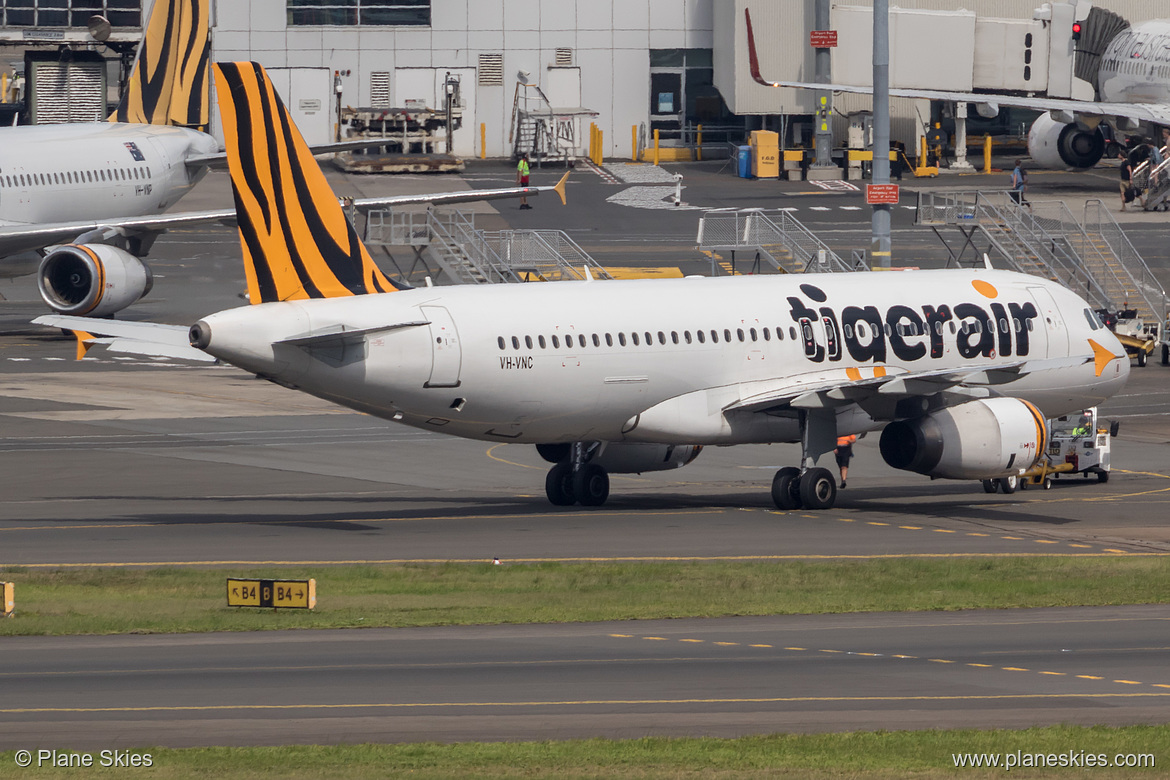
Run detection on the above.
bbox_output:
[498,326,796,351]
[0,166,152,189]
[496,317,1036,352]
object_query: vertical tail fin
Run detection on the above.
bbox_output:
[109,0,210,128]
[214,61,403,305]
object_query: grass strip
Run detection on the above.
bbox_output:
[0,726,1165,778]
[1,557,1167,636]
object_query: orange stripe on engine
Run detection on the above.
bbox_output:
[75,245,105,315]
[1021,400,1047,468]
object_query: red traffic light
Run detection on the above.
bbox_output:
[1072,22,1082,40]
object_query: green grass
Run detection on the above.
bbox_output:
[0,726,1165,778]
[1,557,1167,636]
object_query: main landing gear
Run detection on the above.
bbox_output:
[770,409,840,511]
[544,442,610,507]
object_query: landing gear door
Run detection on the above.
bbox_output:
[1027,286,1067,359]
[420,305,462,388]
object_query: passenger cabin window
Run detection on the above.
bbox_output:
[710,330,719,343]
[552,335,560,348]
[657,331,666,344]
[671,331,679,344]
[737,328,745,342]
[511,336,520,349]
[497,336,505,350]
[592,334,600,347]
[696,330,705,344]
[684,331,692,344]
[525,336,533,349]
[618,333,626,346]
[605,333,613,346]
[632,332,640,346]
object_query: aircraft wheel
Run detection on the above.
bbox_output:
[997,475,1018,494]
[1019,478,1030,491]
[1042,478,1053,490]
[545,463,576,506]
[573,464,610,507]
[981,479,998,494]
[799,467,837,510]
[1137,349,1147,367]
[771,467,802,510]
[1097,470,1110,483]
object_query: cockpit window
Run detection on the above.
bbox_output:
[1083,308,1102,330]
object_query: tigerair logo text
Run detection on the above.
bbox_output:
[787,282,1039,364]
[500,356,533,370]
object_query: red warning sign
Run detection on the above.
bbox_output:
[810,30,838,47]
[866,184,900,204]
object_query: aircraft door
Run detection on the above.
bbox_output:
[1027,286,1068,358]
[420,305,462,387]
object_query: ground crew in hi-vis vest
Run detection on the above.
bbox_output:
[517,153,531,209]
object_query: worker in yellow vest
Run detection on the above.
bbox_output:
[517,153,531,210]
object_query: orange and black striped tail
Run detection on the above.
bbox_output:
[109,0,210,128]
[214,62,403,304]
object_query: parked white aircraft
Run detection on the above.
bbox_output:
[744,9,1170,169]
[37,62,1131,512]
[1,0,558,320]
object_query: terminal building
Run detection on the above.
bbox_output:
[1,0,1167,159]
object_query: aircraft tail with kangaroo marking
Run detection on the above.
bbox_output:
[214,61,404,304]
[109,0,210,128]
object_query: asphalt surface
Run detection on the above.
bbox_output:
[3,607,1170,748]
[2,156,1169,747]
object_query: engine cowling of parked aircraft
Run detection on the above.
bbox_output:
[1027,112,1105,170]
[535,442,702,474]
[878,397,1045,480]
[37,244,153,317]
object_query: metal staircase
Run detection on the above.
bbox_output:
[1133,145,1170,212]
[916,190,1167,333]
[509,82,597,165]
[364,208,612,285]
[696,208,866,274]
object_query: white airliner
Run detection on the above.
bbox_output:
[37,62,1131,512]
[1,0,558,320]
[744,8,1170,170]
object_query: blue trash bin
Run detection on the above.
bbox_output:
[737,145,752,178]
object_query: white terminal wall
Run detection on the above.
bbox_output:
[210,0,712,158]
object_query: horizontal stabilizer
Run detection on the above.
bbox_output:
[275,321,428,349]
[32,315,214,362]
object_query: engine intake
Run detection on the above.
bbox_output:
[38,244,153,317]
[879,398,1046,480]
[1027,112,1105,170]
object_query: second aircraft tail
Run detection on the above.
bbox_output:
[108,0,210,128]
[214,61,404,305]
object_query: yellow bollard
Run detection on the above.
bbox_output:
[697,124,703,161]
[480,123,486,159]
[1,73,7,103]
[920,135,928,169]
[653,128,660,166]
[598,129,604,165]
[983,133,992,174]
[631,125,638,162]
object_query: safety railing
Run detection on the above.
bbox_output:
[696,208,862,273]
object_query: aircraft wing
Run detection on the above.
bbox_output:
[0,173,568,265]
[744,8,1170,127]
[724,358,1086,416]
[32,315,216,362]
[183,136,422,169]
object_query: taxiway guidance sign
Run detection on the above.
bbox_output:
[227,578,316,609]
[866,184,900,204]
[810,30,838,47]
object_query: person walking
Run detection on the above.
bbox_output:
[1010,159,1029,206]
[516,153,532,209]
[1120,156,1134,212]
[835,434,857,489]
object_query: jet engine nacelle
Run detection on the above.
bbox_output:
[1027,112,1105,170]
[535,442,702,473]
[878,397,1045,480]
[38,244,153,317]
